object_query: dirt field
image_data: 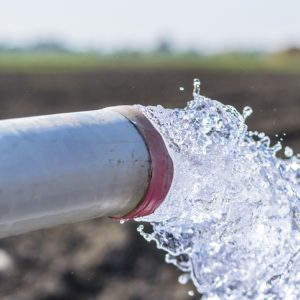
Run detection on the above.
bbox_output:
[0,69,299,300]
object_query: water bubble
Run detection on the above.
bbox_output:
[179,86,185,91]
[119,220,125,224]
[188,290,195,297]
[284,146,294,158]
[242,106,253,120]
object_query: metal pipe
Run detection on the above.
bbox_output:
[0,106,173,238]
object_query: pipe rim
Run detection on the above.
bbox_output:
[108,105,174,220]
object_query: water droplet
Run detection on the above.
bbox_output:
[178,273,190,284]
[188,290,195,296]
[137,225,144,232]
[0,249,12,271]
[284,146,294,158]
[119,220,125,224]
[242,106,253,120]
[193,78,201,97]
[179,86,185,91]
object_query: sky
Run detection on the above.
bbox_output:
[0,0,300,52]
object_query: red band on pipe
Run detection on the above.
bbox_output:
[111,106,174,220]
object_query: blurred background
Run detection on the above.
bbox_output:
[0,1,299,299]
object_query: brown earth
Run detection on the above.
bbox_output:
[0,69,299,300]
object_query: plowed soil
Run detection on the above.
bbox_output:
[0,69,299,300]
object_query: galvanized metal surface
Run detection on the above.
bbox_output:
[0,109,150,237]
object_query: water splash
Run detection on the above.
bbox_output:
[135,79,300,299]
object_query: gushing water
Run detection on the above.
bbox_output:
[135,80,300,299]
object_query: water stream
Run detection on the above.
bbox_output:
[135,79,300,299]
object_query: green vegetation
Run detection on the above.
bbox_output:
[0,51,299,73]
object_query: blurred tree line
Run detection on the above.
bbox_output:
[0,38,202,55]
